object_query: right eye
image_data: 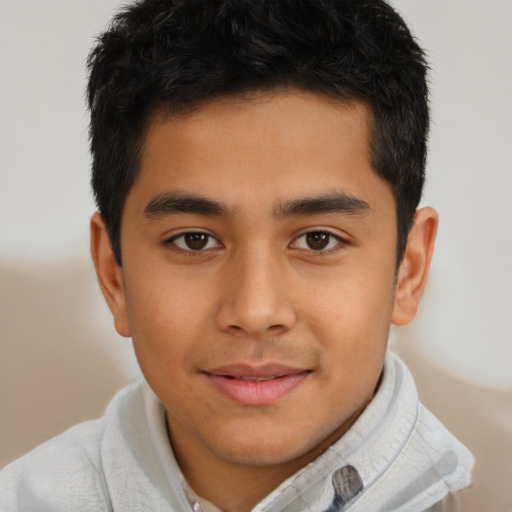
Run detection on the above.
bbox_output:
[168,232,222,251]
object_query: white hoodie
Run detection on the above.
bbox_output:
[0,351,473,511]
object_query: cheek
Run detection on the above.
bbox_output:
[123,269,214,372]
[306,270,394,329]
[302,267,395,369]
[124,278,211,413]
[126,264,209,327]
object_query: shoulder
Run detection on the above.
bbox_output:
[0,381,146,512]
[0,417,110,511]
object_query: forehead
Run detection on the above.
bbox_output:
[127,90,392,217]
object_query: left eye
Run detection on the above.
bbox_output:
[293,231,343,251]
[169,232,221,251]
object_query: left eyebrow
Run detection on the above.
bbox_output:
[274,193,371,220]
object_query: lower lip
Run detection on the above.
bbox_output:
[206,372,310,406]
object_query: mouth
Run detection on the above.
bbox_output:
[227,375,285,382]
[203,364,312,406]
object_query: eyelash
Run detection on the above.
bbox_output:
[164,230,347,255]
[290,231,346,254]
[166,232,222,253]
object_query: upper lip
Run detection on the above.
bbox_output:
[203,363,310,379]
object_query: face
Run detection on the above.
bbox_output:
[103,91,402,473]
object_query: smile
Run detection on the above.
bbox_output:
[203,366,312,406]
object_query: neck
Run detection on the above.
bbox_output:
[167,405,367,512]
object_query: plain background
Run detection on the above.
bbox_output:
[1,0,511,477]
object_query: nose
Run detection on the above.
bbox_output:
[214,249,297,339]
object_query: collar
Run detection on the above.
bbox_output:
[143,351,474,512]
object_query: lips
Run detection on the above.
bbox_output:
[203,364,311,406]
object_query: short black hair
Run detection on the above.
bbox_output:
[87,0,429,265]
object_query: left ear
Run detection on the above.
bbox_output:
[392,207,438,325]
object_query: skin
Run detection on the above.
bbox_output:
[91,89,438,512]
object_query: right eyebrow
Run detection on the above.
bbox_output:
[143,192,231,219]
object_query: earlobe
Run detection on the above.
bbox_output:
[391,207,438,326]
[90,212,131,338]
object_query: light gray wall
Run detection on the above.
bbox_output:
[389,0,512,388]
[1,0,511,388]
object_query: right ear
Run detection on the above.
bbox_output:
[90,212,131,338]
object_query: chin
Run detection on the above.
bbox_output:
[200,420,336,468]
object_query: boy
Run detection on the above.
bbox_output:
[0,0,474,510]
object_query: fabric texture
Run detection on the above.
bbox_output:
[0,351,473,512]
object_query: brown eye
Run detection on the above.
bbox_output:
[292,231,343,252]
[305,232,331,250]
[170,232,221,251]
[184,233,209,250]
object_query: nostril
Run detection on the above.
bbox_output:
[266,324,288,336]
